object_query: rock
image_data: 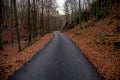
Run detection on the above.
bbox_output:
[114,41,120,48]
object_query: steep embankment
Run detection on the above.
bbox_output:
[63,16,120,80]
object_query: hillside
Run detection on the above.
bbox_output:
[63,15,120,80]
[0,33,53,80]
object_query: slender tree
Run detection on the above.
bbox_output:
[79,0,82,29]
[0,30,3,50]
[33,0,37,37]
[40,0,44,33]
[0,0,4,50]
[13,0,22,51]
[10,0,14,44]
[28,0,31,45]
[109,0,112,21]
[64,0,70,22]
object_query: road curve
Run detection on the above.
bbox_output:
[8,31,102,80]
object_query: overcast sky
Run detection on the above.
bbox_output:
[57,0,65,15]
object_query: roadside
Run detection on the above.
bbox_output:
[63,17,120,80]
[0,32,53,80]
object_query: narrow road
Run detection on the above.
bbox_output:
[8,31,102,80]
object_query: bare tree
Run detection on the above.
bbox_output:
[40,0,44,33]
[79,0,82,28]
[13,0,22,51]
[64,0,70,22]
[32,0,37,37]
[0,0,4,50]
[27,0,31,45]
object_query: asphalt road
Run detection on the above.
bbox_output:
[8,31,102,80]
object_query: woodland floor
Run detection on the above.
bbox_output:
[0,33,53,80]
[63,17,120,80]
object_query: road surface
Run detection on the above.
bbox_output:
[8,31,102,80]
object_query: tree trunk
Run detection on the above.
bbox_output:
[0,0,3,50]
[79,0,82,29]
[33,0,37,37]
[110,0,112,21]
[95,0,98,21]
[10,0,14,44]
[28,0,31,45]
[41,0,44,33]
[47,9,50,32]
[0,31,3,50]
[13,0,22,51]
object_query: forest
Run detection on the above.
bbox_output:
[0,0,120,80]
[0,0,64,52]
